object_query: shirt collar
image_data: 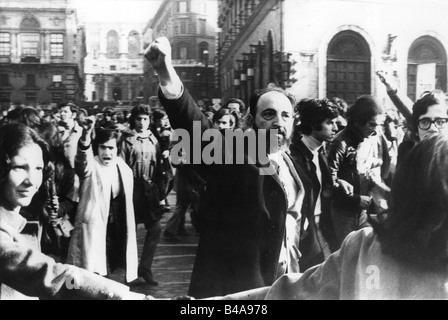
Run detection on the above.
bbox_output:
[301,134,322,153]
[73,121,82,133]
[0,210,27,234]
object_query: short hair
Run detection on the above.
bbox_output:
[20,107,42,130]
[58,102,79,114]
[93,128,119,155]
[128,105,152,130]
[330,97,348,117]
[152,109,167,123]
[297,99,339,135]
[212,107,240,129]
[0,123,50,182]
[346,95,385,126]
[248,84,296,127]
[224,98,246,114]
[411,90,448,134]
[373,134,448,268]
[78,108,89,117]
[7,107,24,122]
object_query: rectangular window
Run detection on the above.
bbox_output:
[21,33,40,56]
[199,19,206,35]
[0,74,9,86]
[0,33,11,56]
[26,74,36,87]
[0,92,10,102]
[25,92,37,104]
[52,92,64,103]
[189,21,196,34]
[180,47,187,60]
[110,65,116,71]
[53,74,62,88]
[178,1,187,12]
[180,20,187,34]
[50,34,64,57]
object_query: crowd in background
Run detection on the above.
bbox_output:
[2,39,448,299]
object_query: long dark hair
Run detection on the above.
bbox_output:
[373,134,448,268]
[0,123,50,182]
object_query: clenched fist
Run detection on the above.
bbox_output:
[144,37,173,72]
[142,37,182,97]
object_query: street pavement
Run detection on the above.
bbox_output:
[108,191,199,299]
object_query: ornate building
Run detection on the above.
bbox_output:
[143,0,218,107]
[83,21,146,105]
[0,0,86,111]
[218,0,448,107]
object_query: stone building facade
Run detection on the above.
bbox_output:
[83,21,147,104]
[0,0,86,111]
[218,0,448,108]
[143,0,218,108]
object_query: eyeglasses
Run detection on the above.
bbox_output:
[417,117,448,130]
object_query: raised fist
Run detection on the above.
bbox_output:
[143,37,172,71]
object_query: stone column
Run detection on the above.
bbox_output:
[11,32,19,63]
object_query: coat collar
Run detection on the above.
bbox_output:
[0,210,27,235]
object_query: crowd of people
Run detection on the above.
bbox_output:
[1,35,448,300]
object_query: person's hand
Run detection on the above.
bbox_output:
[376,70,396,92]
[360,195,372,209]
[162,150,170,159]
[338,179,354,196]
[143,37,182,98]
[144,37,172,73]
[80,115,96,145]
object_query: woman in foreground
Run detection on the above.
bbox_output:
[0,123,151,300]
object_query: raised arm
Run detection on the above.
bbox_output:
[75,116,96,178]
[144,37,212,134]
[144,37,183,99]
[376,71,413,126]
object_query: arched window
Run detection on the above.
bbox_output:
[327,30,371,105]
[20,16,40,30]
[107,30,119,59]
[128,30,141,59]
[20,15,41,59]
[407,36,447,101]
[174,42,189,60]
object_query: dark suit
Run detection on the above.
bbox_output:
[159,89,304,298]
[290,138,337,270]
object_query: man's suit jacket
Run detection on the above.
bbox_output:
[290,138,338,270]
[159,89,305,298]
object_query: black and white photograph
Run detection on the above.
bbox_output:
[1,0,448,304]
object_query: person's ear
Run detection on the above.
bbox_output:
[244,112,254,129]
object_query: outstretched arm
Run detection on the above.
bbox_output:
[143,37,212,135]
[144,37,183,100]
[376,71,413,127]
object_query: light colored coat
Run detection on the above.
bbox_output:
[0,210,136,300]
[66,145,138,283]
[215,227,448,300]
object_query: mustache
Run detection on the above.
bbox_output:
[272,126,287,137]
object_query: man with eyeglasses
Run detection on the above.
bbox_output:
[377,71,448,164]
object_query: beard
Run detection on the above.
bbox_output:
[267,134,291,154]
[264,126,291,154]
